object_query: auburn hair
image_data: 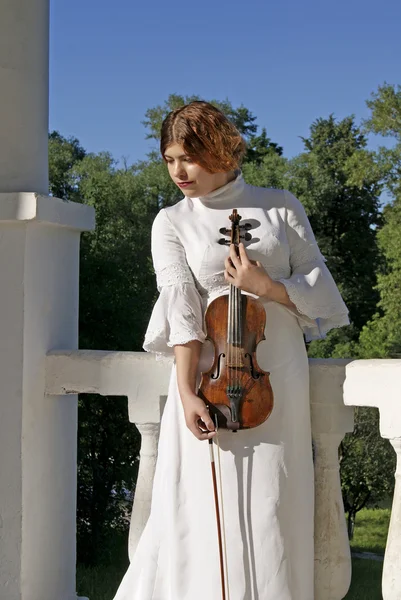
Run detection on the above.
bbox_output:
[160,100,247,173]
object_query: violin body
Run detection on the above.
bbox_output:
[198,293,273,431]
[197,208,274,432]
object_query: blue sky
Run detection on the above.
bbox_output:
[49,0,401,165]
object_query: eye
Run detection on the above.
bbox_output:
[185,158,193,163]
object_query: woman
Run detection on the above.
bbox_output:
[113,101,349,600]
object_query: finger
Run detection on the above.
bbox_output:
[238,243,251,266]
[188,422,216,441]
[224,256,234,270]
[225,262,237,278]
[199,408,215,431]
[229,244,241,269]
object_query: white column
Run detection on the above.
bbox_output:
[310,360,354,600]
[128,422,162,561]
[344,359,401,600]
[0,0,49,194]
[0,197,94,600]
[382,438,401,599]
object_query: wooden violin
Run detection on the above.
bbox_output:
[198,209,274,431]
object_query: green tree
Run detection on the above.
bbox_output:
[338,85,401,537]
[340,407,396,538]
[49,131,86,200]
[48,134,160,565]
[356,83,401,358]
[286,115,383,357]
[142,93,259,141]
[142,93,283,165]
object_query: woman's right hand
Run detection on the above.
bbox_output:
[181,392,216,441]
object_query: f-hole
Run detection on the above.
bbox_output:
[244,352,261,380]
[211,353,225,379]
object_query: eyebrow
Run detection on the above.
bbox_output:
[164,153,188,159]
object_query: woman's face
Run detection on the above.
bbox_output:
[164,143,235,198]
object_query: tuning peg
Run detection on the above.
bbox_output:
[239,223,252,231]
[218,238,231,246]
[240,232,252,241]
[219,227,231,235]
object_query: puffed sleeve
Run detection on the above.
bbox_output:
[278,190,350,341]
[143,208,206,357]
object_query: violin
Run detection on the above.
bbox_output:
[198,209,274,431]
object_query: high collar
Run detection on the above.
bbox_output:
[187,170,246,207]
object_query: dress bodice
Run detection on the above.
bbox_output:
[143,172,349,356]
[160,173,294,301]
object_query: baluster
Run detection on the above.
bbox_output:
[382,437,401,600]
[128,422,161,561]
[310,359,354,600]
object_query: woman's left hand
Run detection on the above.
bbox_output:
[224,243,273,297]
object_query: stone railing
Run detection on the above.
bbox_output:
[343,360,401,599]
[44,351,401,599]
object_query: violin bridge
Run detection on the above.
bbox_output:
[225,344,245,368]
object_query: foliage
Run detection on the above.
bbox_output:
[340,408,395,538]
[48,131,86,201]
[355,83,401,358]
[142,93,260,141]
[142,93,283,165]
[49,85,401,568]
[288,115,382,337]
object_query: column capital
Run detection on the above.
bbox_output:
[0,193,95,231]
[343,359,401,439]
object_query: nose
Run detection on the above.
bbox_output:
[173,161,187,179]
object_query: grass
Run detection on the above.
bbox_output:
[345,559,383,599]
[350,508,391,555]
[77,508,391,599]
[77,560,384,600]
[77,564,127,600]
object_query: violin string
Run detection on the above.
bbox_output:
[228,283,232,391]
[235,284,239,389]
[215,433,230,600]
[238,286,241,388]
[232,283,234,391]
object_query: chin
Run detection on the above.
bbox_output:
[180,187,200,198]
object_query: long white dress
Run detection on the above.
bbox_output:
[113,172,349,600]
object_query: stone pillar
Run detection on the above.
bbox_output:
[0,0,95,598]
[310,359,354,600]
[128,422,161,561]
[0,0,49,194]
[382,438,401,599]
[344,359,401,600]
[0,197,94,600]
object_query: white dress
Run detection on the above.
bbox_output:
[113,172,349,600]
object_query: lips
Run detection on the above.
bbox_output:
[177,181,194,187]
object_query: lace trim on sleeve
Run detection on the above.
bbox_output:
[280,278,346,320]
[155,262,195,290]
[290,248,327,271]
[143,327,206,352]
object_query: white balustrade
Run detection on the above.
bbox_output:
[344,359,401,600]
[45,351,358,598]
[310,360,354,600]
[0,343,397,599]
[46,350,172,563]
